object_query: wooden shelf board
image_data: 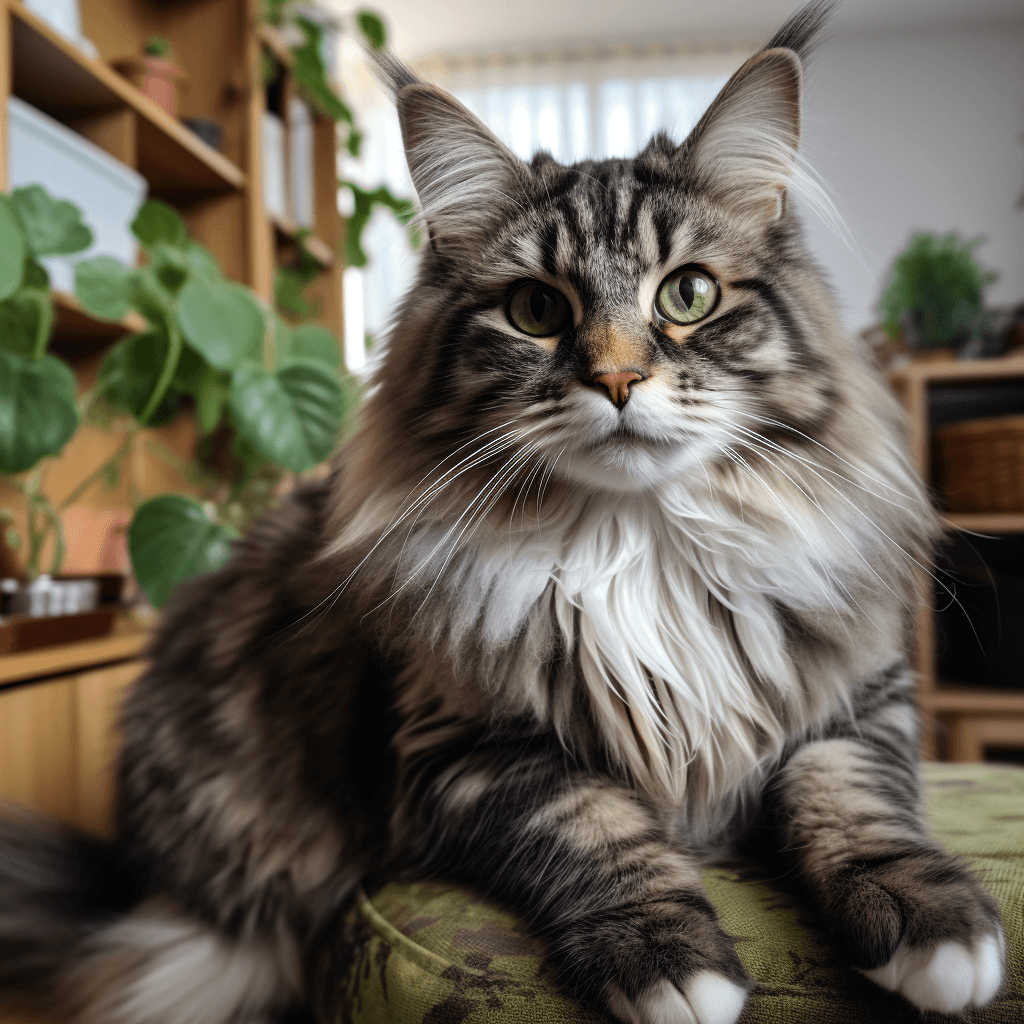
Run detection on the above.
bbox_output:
[0,626,147,687]
[9,1,245,197]
[52,291,146,342]
[945,513,1024,534]
[925,687,1024,714]
[271,215,335,267]
[258,24,295,69]
[888,352,1024,386]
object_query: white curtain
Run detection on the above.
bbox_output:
[341,40,752,369]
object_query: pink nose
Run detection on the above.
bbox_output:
[592,371,643,409]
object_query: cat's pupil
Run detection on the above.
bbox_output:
[530,288,550,324]
[676,277,695,310]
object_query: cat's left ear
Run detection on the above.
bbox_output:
[679,46,803,225]
[368,50,531,255]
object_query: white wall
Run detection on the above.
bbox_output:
[799,22,1024,331]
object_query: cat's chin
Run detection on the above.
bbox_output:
[557,439,693,493]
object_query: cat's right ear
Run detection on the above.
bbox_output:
[368,50,531,255]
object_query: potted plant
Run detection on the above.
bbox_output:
[1,187,355,649]
[114,36,186,117]
[879,233,997,355]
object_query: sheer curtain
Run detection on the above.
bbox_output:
[341,41,752,370]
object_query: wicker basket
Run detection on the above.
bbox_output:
[934,414,1024,512]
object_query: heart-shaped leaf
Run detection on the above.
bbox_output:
[0,350,79,472]
[288,323,341,367]
[129,495,236,607]
[0,195,26,301]
[0,288,52,357]
[98,330,182,425]
[229,359,344,471]
[11,184,93,257]
[178,280,266,370]
[74,256,135,321]
[131,200,187,249]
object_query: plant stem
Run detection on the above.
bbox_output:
[58,431,136,512]
[138,325,183,425]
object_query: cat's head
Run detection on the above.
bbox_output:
[365,2,847,497]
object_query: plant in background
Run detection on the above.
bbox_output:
[0,186,93,578]
[73,199,354,606]
[0,187,354,604]
[142,36,172,58]
[261,2,419,315]
[880,233,997,347]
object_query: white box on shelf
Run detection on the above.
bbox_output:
[22,0,97,57]
[7,96,147,293]
[288,97,315,229]
[262,111,287,221]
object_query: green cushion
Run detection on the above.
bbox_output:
[314,764,1024,1023]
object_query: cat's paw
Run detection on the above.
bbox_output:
[861,930,1005,1013]
[822,848,1005,1014]
[606,974,749,1024]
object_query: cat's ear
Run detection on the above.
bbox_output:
[679,47,803,225]
[368,50,530,254]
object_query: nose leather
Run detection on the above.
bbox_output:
[592,371,643,409]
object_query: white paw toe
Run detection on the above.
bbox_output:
[607,974,747,1024]
[862,929,1005,1013]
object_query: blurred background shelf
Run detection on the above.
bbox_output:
[8,0,246,197]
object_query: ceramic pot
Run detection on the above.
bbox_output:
[114,56,186,117]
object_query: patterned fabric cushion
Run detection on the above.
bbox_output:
[313,764,1024,1023]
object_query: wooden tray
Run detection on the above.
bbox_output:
[0,608,117,655]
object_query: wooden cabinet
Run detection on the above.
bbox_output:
[0,633,145,835]
[890,355,1024,761]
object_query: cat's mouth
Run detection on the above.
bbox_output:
[586,426,677,452]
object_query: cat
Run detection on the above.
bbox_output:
[0,3,1006,1023]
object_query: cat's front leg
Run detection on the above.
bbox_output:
[767,666,1005,1013]
[395,732,751,1024]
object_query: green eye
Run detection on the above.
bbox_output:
[506,281,570,337]
[655,267,719,325]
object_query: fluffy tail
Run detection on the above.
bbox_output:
[0,809,140,1007]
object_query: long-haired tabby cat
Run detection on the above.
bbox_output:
[0,3,1006,1022]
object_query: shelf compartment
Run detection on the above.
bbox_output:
[0,625,146,688]
[926,687,1024,714]
[52,291,146,343]
[946,513,1024,534]
[889,352,1024,386]
[8,0,245,198]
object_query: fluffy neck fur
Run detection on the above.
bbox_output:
[328,389,931,811]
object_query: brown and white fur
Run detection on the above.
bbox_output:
[0,4,1005,1023]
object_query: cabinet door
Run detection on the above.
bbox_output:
[0,659,142,833]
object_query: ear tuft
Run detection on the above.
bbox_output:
[367,49,531,256]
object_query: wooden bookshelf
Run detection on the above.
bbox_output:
[889,354,1024,762]
[0,0,345,852]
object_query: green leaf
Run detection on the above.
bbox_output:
[196,367,229,436]
[10,185,93,257]
[129,495,236,608]
[98,331,182,425]
[342,181,417,267]
[275,266,317,318]
[131,200,187,249]
[178,279,266,370]
[356,10,387,49]
[0,195,27,301]
[23,259,49,289]
[293,17,353,124]
[229,359,344,471]
[0,291,43,357]
[184,242,222,282]
[73,256,135,321]
[289,323,340,367]
[271,314,292,367]
[0,350,79,472]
